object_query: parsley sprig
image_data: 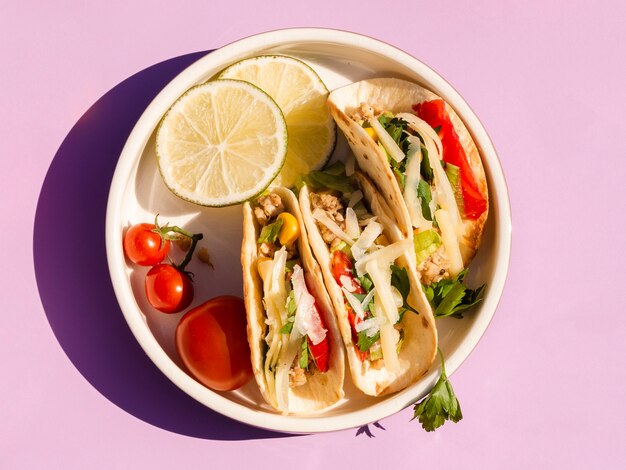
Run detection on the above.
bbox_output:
[424,269,485,319]
[412,349,462,431]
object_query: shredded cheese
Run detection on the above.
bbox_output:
[345,207,360,240]
[403,134,432,231]
[313,208,354,245]
[366,260,399,325]
[351,220,383,261]
[434,209,464,276]
[369,117,405,162]
[342,287,366,320]
[374,296,400,372]
[354,239,413,276]
[397,112,463,237]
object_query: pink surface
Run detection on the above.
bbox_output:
[2,1,625,468]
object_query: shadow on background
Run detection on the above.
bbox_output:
[33,51,290,440]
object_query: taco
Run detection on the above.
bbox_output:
[298,166,437,396]
[327,78,489,285]
[241,187,344,414]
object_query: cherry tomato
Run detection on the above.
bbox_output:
[175,296,253,391]
[145,264,193,313]
[123,223,170,266]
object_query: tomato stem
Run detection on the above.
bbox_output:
[153,215,204,273]
[171,230,203,272]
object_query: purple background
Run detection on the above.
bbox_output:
[3,1,625,468]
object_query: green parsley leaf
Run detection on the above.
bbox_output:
[299,337,310,369]
[377,115,411,154]
[358,274,374,292]
[417,179,433,221]
[279,316,295,334]
[423,269,485,319]
[390,265,419,318]
[357,330,380,352]
[257,218,284,244]
[420,146,434,182]
[412,349,462,431]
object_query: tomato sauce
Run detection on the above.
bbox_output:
[413,100,487,220]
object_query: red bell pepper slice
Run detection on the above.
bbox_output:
[413,100,487,220]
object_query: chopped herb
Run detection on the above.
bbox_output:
[257,218,283,244]
[420,146,434,182]
[279,316,295,334]
[357,329,380,352]
[299,337,310,369]
[412,349,462,431]
[358,274,374,292]
[417,179,433,221]
[423,269,485,319]
[432,125,442,135]
[390,265,419,319]
[377,115,411,154]
[285,259,299,273]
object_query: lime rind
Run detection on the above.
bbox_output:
[155,79,288,207]
[218,55,336,187]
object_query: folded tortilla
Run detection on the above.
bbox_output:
[299,173,437,396]
[241,187,344,414]
[327,78,488,281]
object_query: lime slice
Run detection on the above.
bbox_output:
[156,79,287,207]
[219,55,336,187]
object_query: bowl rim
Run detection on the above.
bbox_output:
[105,27,512,434]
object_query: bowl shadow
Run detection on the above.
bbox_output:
[33,50,291,440]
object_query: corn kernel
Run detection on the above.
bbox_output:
[364,126,377,141]
[277,212,300,246]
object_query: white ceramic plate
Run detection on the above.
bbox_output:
[105,28,511,433]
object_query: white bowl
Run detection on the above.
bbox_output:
[105,28,511,433]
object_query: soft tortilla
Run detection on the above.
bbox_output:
[299,177,437,397]
[327,77,488,264]
[241,187,345,414]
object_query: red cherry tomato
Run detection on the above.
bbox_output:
[123,223,170,266]
[145,264,193,313]
[175,296,253,391]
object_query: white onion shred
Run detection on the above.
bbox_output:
[355,316,382,337]
[291,265,326,345]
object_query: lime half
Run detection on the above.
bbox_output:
[219,55,336,187]
[156,79,287,207]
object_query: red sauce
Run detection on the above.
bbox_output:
[413,100,487,220]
